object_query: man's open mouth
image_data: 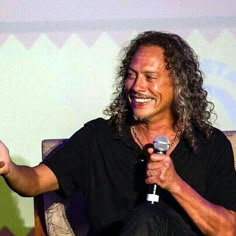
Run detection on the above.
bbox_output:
[130,94,154,104]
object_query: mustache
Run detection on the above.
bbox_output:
[128,91,156,99]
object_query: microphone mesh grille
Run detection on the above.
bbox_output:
[153,136,170,152]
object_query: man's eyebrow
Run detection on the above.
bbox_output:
[128,67,160,76]
[143,71,161,77]
[128,67,136,72]
[145,71,159,74]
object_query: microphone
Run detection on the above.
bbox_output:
[146,135,170,204]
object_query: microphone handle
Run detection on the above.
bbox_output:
[146,184,159,204]
[146,150,166,204]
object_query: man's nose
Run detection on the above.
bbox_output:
[131,75,146,91]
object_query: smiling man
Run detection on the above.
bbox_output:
[126,45,174,124]
[0,31,236,236]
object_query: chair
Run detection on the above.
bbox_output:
[34,131,236,236]
[34,139,89,236]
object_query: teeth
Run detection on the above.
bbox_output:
[134,98,152,103]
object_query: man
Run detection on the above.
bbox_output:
[0,31,236,235]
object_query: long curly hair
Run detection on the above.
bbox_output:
[104,31,215,151]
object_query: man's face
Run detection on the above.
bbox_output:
[125,45,174,123]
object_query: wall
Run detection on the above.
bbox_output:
[0,1,235,234]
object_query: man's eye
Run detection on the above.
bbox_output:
[146,75,155,80]
[127,73,136,79]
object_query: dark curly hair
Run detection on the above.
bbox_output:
[104,31,215,151]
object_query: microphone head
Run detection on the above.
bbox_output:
[153,136,170,153]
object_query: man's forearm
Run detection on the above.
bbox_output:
[171,178,236,236]
[4,164,41,197]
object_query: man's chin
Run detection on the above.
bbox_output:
[133,114,149,123]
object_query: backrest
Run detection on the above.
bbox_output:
[34,139,89,236]
[34,131,236,235]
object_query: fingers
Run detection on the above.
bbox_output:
[145,169,161,185]
[146,168,166,186]
[0,161,7,176]
[145,153,173,186]
[0,142,10,175]
[0,161,5,168]
[145,152,167,181]
[146,169,162,180]
[147,169,152,177]
[147,149,167,162]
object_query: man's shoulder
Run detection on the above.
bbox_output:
[209,127,229,143]
[195,126,226,141]
[196,126,231,150]
[84,117,112,129]
[82,117,116,137]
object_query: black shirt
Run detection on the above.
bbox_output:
[43,118,236,233]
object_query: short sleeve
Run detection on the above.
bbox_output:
[205,130,236,211]
[43,121,96,197]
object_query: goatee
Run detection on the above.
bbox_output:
[133,114,149,123]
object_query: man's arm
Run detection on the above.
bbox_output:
[146,150,236,236]
[0,141,59,196]
[171,176,236,236]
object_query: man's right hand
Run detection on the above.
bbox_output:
[0,141,13,177]
[0,140,59,196]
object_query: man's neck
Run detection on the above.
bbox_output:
[134,117,174,141]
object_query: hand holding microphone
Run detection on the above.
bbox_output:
[146,135,170,204]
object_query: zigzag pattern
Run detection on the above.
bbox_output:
[0,29,235,48]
